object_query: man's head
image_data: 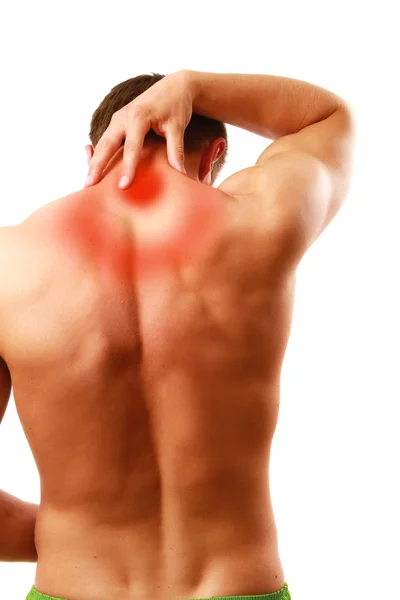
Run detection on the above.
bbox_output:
[87,73,228,186]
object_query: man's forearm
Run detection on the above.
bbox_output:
[187,70,346,140]
[0,490,38,562]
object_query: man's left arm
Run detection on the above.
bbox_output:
[0,355,38,563]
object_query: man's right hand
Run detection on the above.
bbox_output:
[85,70,193,190]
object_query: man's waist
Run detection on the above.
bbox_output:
[34,509,281,600]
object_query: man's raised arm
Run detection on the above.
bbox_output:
[187,70,354,271]
[187,70,346,141]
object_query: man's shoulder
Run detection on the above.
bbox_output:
[0,224,17,265]
[0,223,27,274]
[0,223,20,283]
[0,224,15,240]
[0,222,35,316]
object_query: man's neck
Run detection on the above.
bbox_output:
[100,143,173,188]
[92,143,190,216]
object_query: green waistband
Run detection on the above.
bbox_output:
[27,582,291,600]
[26,587,66,600]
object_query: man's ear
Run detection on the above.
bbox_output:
[213,138,226,162]
[85,145,94,166]
[199,137,226,185]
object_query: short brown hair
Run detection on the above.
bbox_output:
[89,73,228,185]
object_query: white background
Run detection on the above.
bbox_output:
[0,1,399,599]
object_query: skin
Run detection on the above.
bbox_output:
[0,141,289,600]
[0,98,353,598]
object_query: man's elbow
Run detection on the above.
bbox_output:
[0,491,38,563]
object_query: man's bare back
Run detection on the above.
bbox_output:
[0,151,293,599]
[0,70,354,600]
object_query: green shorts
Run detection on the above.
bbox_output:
[26,582,291,600]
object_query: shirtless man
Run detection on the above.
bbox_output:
[0,70,355,600]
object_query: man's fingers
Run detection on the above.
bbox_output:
[165,123,186,175]
[120,120,151,189]
[86,123,125,187]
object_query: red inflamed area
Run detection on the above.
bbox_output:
[56,166,223,282]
